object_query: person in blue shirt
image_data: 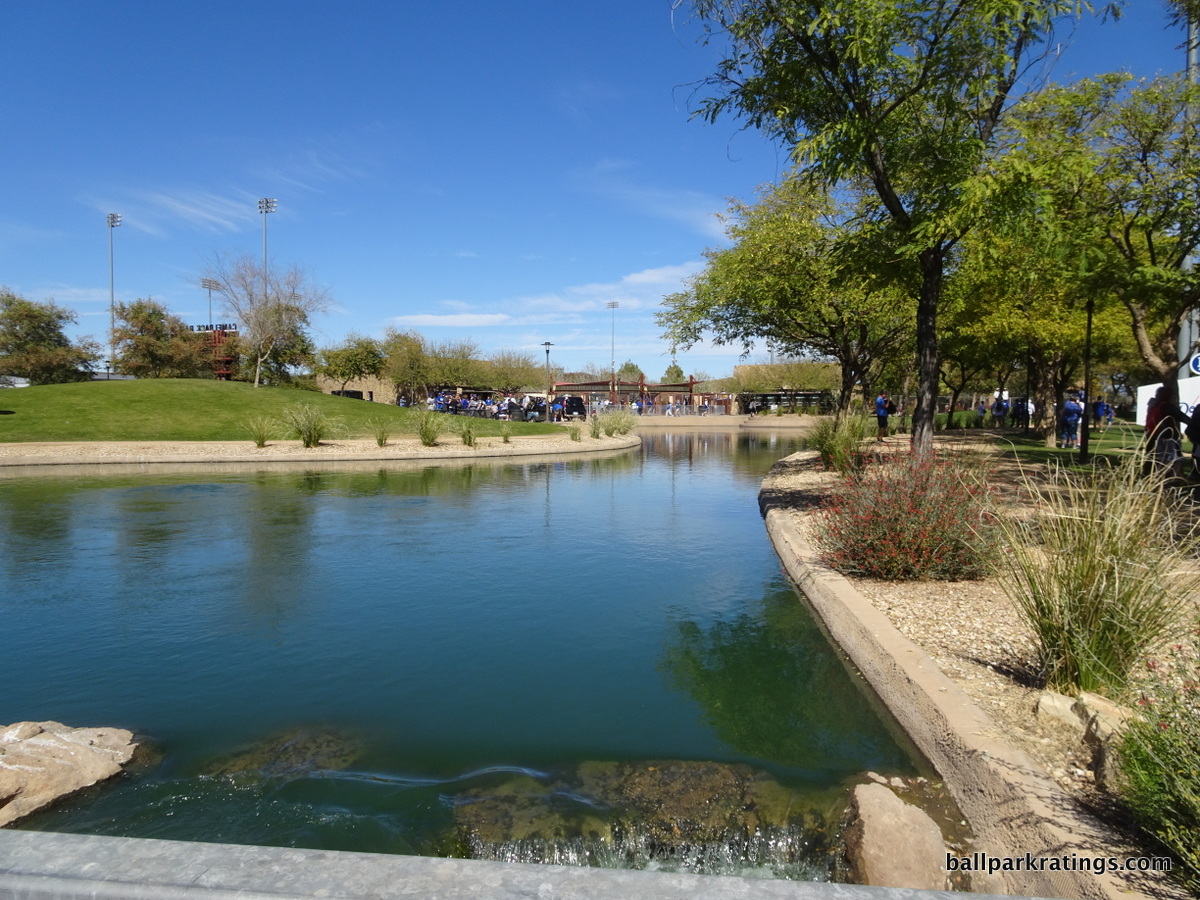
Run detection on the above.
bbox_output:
[1060,394,1084,449]
[875,392,890,442]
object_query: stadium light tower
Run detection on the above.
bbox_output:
[542,341,554,422]
[258,198,277,301]
[607,301,619,401]
[106,213,122,375]
[201,278,221,330]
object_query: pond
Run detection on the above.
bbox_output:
[0,431,919,878]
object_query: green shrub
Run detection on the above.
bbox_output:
[1118,637,1200,894]
[813,453,993,581]
[415,410,443,447]
[457,419,476,448]
[802,415,872,475]
[499,422,513,444]
[279,404,342,449]
[992,452,1197,694]
[245,416,276,449]
[588,415,602,439]
[365,416,393,448]
[597,410,636,436]
[568,426,581,442]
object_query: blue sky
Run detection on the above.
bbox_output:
[0,2,1188,380]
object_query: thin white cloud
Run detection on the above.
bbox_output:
[390,313,512,327]
[576,160,728,240]
[260,145,367,193]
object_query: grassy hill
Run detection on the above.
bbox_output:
[0,379,561,443]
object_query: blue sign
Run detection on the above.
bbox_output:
[1190,353,1200,376]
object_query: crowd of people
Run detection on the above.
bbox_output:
[410,392,711,421]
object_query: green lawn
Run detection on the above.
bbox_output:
[0,379,562,442]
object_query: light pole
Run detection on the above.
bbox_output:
[258,197,276,301]
[607,301,619,403]
[201,278,220,330]
[106,213,122,375]
[542,341,554,422]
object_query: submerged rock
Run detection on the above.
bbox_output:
[0,721,137,826]
[450,759,833,875]
[205,727,363,779]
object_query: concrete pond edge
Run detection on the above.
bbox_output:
[759,451,1170,900]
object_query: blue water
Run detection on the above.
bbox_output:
[0,432,917,866]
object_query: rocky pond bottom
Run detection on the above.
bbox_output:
[173,728,843,879]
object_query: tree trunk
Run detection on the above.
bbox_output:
[837,365,857,419]
[911,249,942,457]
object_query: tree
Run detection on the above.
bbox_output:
[203,254,330,387]
[485,349,543,393]
[1002,74,1200,410]
[616,360,645,382]
[319,335,384,391]
[661,362,686,383]
[0,289,99,384]
[113,298,211,378]
[689,0,1093,452]
[658,178,911,413]
[381,329,431,403]
[427,339,484,389]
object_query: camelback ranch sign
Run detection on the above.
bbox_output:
[189,323,239,333]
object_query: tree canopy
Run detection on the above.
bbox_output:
[319,334,385,391]
[1000,73,1200,405]
[688,0,1098,450]
[658,177,911,412]
[113,298,211,378]
[0,289,99,384]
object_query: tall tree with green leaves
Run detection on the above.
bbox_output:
[658,177,911,413]
[381,329,431,403]
[661,362,686,383]
[1002,74,1200,408]
[616,360,645,382]
[688,0,1100,452]
[0,289,99,384]
[113,298,211,378]
[319,334,384,391]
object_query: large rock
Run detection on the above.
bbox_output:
[0,721,137,826]
[204,727,363,779]
[843,782,947,890]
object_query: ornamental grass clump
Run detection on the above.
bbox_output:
[280,404,342,449]
[1117,636,1200,894]
[814,453,993,581]
[992,452,1198,695]
[415,410,442,447]
[365,416,393,448]
[598,410,636,437]
[245,415,276,448]
[457,419,476,448]
[803,415,872,475]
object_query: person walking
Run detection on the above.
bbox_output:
[1060,394,1083,449]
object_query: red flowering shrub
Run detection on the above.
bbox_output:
[814,453,993,581]
[1119,636,1200,893]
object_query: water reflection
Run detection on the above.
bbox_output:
[3,433,914,875]
[663,581,914,778]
